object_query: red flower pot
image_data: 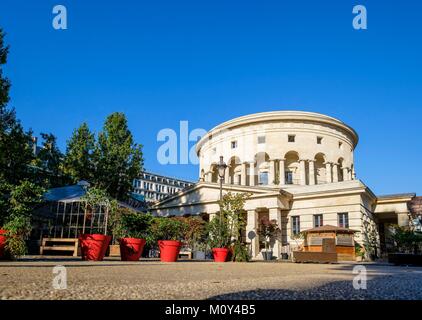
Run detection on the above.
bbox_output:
[79,234,111,261]
[0,229,7,260]
[158,240,182,262]
[119,238,146,261]
[212,248,229,263]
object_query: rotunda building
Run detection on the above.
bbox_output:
[197,111,358,187]
[152,110,415,261]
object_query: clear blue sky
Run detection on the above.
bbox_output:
[1,0,421,195]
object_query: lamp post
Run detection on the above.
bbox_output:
[217,156,227,242]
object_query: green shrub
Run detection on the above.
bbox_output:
[231,242,250,262]
[113,209,153,240]
[391,225,422,254]
[206,216,231,249]
[3,215,32,259]
[150,217,188,242]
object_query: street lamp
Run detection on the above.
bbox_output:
[217,156,227,200]
[216,156,227,242]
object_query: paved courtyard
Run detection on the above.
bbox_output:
[1,257,421,300]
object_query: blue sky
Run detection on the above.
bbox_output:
[1,0,421,195]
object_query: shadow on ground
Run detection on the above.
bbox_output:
[207,272,422,300]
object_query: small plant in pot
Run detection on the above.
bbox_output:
[206,215,231,263]
[114,210,153,261]
[258,217,280,261]
[181,216,207,260]
[151,217,188,263]
[79,188,113,261]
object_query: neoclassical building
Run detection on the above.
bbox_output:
[152,111,416,260]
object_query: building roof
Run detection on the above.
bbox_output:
[44,185,87,202]
[303,225,359,234]
[196,110,359,153]
[377,193,416,200]
[138,171,194,184]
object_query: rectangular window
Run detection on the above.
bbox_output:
[317,137,323,144]
[231,141,238,149]
[314,214,324,228]
[285,171,293,184]
[292,216,301,235]
[338,213,349,228]
[258,136,266,144]
[259,172,269,185]
[288,135,296,143]
[339,142,343,149]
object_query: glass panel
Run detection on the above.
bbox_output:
[259,172,268,185]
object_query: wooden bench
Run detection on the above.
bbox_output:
[178,251,192,260]
[40,238,79,257]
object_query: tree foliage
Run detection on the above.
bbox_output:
[63,122,95,183]
[92,112,144,200]
[32,132,65,187]
[0,29,34,185]
[391,225,422,254]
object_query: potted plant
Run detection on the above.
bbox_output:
[151,217,188,262]
[114,210,153,261]
[182,217,207,260]
[258,217,280,261]
[207,215,231,262]
[0,229,6,259]
[0,181,44,260]
[206,192,251,263]
[79,188,113,261]
[1,216,32,260]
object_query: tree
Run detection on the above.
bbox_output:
[93,112,144,200]
[207,192,252,261]
[63,122,95,183]
[0,29,34,185]
[32,132,65,187]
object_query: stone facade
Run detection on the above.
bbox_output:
[151,111,416,260]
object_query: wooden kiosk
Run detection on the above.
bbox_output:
[293,225,358,263]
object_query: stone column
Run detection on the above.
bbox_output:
[269,160,276,186]
[249,162,256,187]
[224,167,231,184]
[308,160,316,185]
[325,162,332,184]
[207,172,213,183]
[343,167,350,181]
[246,210,260,259]
[299,159,307,186]
[332,164,339,183]
[241,162,247,186]
[235,174,241,185]
[269,208,282,259]
[279,158,286,185]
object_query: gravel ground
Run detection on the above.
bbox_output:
[0,257,421,300]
